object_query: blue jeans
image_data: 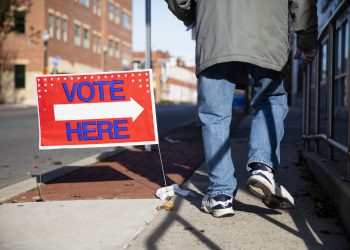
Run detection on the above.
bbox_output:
[198,63,289,197]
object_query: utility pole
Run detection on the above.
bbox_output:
[145,0,151,69]
[42,30,50,74]
[145,0,152,152]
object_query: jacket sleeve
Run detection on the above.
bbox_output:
[164,0,196,27]
[289,0,318,49]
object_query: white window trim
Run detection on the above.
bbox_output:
[73,21,81,46]
[82,26,90,49]
[108,2,114,21]
[62,17,68,42]
[114,3,120,24]
[48,13,54,38]
[56,16,61,40]
[114,39,120,58]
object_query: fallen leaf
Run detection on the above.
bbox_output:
[156,200,174,211]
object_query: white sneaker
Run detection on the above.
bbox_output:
[247,164,294,209]
[201,194,235,217]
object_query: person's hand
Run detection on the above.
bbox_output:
[294,48,316,65]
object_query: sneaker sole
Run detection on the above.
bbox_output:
[213,208,235,218]
[247,178,294,209]
[201,206,235,218]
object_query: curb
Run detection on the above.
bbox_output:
[0,147,127,204]
[301,151,350,237]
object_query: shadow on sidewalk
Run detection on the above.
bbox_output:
[9,123,205,202]
[134,169,340,250]
[129,107,348,249]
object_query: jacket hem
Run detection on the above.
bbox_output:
[196,54,286,76]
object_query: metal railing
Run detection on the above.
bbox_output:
[302,0,350,181]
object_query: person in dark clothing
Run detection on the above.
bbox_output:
[165,0,317,217]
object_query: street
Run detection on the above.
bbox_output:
[0,104,197,189]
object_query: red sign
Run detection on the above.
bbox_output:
[36,70,158,149]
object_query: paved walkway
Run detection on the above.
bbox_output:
[0,107,349,249]
[129,107,349,249]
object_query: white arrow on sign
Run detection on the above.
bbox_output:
[53,98,144,122]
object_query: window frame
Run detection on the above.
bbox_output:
[108,3,114,21]
[114,6,120,24]
[114,41,120,58]
[62,18,68,42]
[56,16,61,40]
[123,12,129,29]
[48,13,54,37]
[13,11,26,34]
[82,27,90,49]
[73,23,81,46]
[108,39,114,57]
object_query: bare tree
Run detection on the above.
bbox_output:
[0,0,32,102]
[0,0,31,40]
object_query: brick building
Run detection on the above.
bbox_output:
[133,50,197,104]
[0,0,132,104]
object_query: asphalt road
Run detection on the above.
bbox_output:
[0,104,197,188]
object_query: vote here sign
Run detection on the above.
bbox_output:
[36,70,158,149]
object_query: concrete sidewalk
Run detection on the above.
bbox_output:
[128,107,349,249]
[0,199,162,250]
[0,122,206,250]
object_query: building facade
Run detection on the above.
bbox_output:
[317,0,348,108]
[0,0,132,104]
[133,50,197,104]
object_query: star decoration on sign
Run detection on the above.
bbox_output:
[36,71,152,101]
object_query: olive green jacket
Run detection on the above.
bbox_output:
[165,0,318,76]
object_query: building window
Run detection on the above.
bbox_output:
[336,22,348,75]
[97,0,101,16]
[13,11,25,33]
[92,34,97,53]
[122,54,131,70]
[92,0,101,15]
[56,16,61,40]
[14,65,25,89]
[321,42,327,81]
[83,27,89,48]
[108,39,114,56]
[74,23,81,46]
[335,21,348,107]
[108,3,114,21]
[114,41,120,58]
[92,0,97,14]
[336,27,343,74]
[62,18,68,42]
[114,6,120,24]
[80,0,89,7]
[92,34,101,54]
[123,12,129,29]
[96,36,101,54]
[48,13,54,37]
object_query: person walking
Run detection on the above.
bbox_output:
[165,0,317,217]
